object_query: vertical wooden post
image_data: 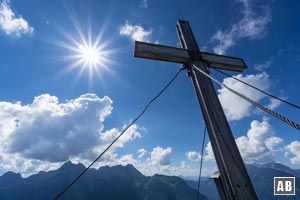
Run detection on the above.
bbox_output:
[176,20,257,199]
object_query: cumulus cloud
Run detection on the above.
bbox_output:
[212,0,271,54]
[186,142,217,163]
[83,146,210,178]
[0,154,61,177]
[0,93,215,178]
[218,72,274,121]
[137,148,147,158]
[119,21,152,42]
[150,146,172,166]
[204,142,216,162]
[235,117,282,163]
[0,94,112,162]
[185,151,201,162]
[265,136,283,151]
[0,0,33,37]
[197,118,283,164]
[99,124,141,149]
[285,141,300,164]
[118,154,136,166]
[0,93,142,167]
[112,153,215,178]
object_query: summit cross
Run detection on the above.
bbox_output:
[134,20,258,200]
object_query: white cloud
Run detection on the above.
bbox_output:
[185,151,201,162]
[0,94,113,162]
[212,30,235,55]
[119,21,152,42]
[0,94,215,178]
[0,153,61,177]
[0,93,142,174]
[198,118,283,164]
[235,117,282,163]
[218,72,273,121]
[265,136,283,151]
[285,141,300,164]
[137,148,147,158]
[99,124,141,150]
[77,146,213,178]
[266,98,282,110]
[212,0,271,54]
[186,143,216,163]
[112,153,215,178]
[254,58,273,71]
[150,146,172,166]
[153,161,215,178]
[118,154,136,166]
[204,142,216,162]
[0,0,33,37]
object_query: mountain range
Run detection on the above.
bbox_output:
[0,161,300,199]
[187,162,300,200]
[0,161,207,200]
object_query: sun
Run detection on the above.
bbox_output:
[57,34,113,88]
[46,22,117,89]
[66,33,112,76]
[79,44,99,65]
[77,43,106,70]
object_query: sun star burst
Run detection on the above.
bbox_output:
[78,43,104,69]
[49,27,116,90]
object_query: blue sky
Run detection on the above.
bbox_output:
[0,0,299,178]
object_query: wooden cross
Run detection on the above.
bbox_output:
[134,20,258,200]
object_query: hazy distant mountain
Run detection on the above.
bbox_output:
[2,161,300,200]
[0,161,208,200]
[247,162,300,200]
[186,162,300,200]
[185,177,219,200]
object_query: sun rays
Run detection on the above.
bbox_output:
[45,6,118,90]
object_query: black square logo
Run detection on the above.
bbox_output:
[274,177,295,195]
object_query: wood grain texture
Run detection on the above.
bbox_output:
[135,41,247,72]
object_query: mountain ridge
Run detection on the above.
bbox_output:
[0,161,208,200]
[1,161,300,199]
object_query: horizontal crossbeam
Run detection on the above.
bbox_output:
[134,41,189,63]
[134,41,247,72]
